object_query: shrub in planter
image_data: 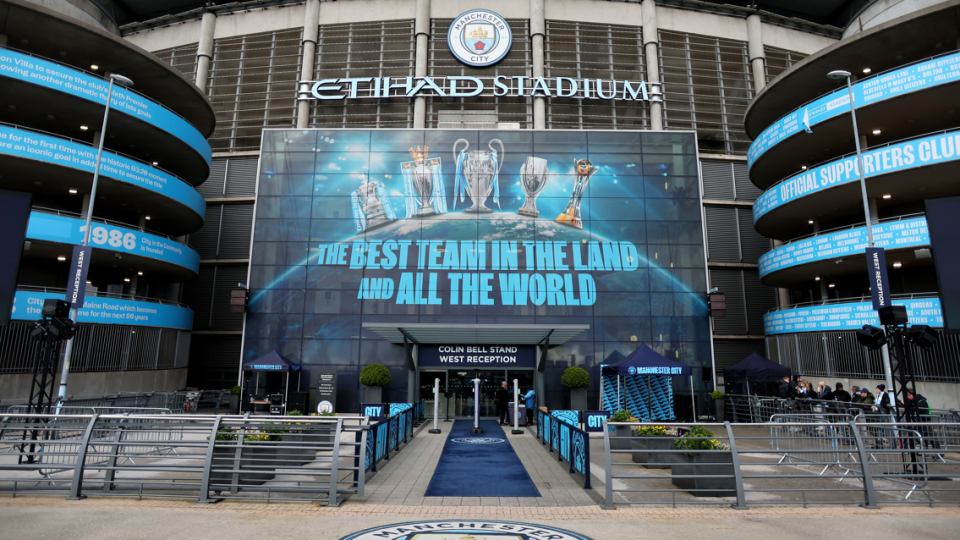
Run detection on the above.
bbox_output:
[608,410,637,451]
[562,367,590,411]
[229,385,242,414]
[711,390,725,422]
[360,364,390,403]
[631,425,683,468]
[669,426,736,497]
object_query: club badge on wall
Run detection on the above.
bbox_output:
[447,10,513,67]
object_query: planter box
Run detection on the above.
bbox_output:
[279,430,331,465]
[714,399,725,422]
[210,444,279,493]
[569,388,588,412]
[631,437,684,469]
[364,385,383,404]
[670,451,737,497]
[229,395,240,415]
[609,426,632,451]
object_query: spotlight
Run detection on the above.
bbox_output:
[90,64,99,70]
[815,276,820,281]
[872,129,881,135]
[41,299,70,318]
[878,305,908,326]
[80,125,88,131]
[808,219,814,224]
[57,256,66,261]
[882,194,891,199]
[828,283,835,288]
[69,189,78,194]
[855,325,887,349]
[862,67,871,74]
[893,261,902,268]
[906,325,938,348]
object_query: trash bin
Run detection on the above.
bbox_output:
[508,403,527,426]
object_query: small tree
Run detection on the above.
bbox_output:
[359,363,391,386]
[560,366,591,388]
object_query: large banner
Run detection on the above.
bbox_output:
[244,129,711,406]
[11,290,193,330]
[764,298,943,335]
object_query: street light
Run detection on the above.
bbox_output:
[826,69,895,399]
[57,73,134,401]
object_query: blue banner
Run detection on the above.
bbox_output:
[26,213,200,273]
[866,247,891,310]
[748,51,960,169]
[0,125,205,218]
[754,130,960,221]
[0,48,211,165]
[11,290,193,329]
[759,217,929,278]
[764,298,943,334]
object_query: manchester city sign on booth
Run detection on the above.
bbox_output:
[448,10,513,67]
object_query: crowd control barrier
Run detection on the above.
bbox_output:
[601,419,960,509]
[0,413,371,506]
[536,409,592,489]
[365,404,417,473]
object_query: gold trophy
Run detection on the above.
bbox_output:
[555,158,598,229]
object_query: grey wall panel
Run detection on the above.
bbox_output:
[700,160,734,200]
[743,269,776,335]
[186,334,242,389]
[218,205,254,258]
[738,207,770,264]
[211,266,248,331]
[714,339,766,372]
[187,205,223,259]
[197,159,227,198]
[182,266,216,331]
[710,268,747,334]
[224,157,260,197]
[705,206,739,262]
[733,162,763,201]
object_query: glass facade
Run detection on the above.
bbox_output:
[245,129,711,412]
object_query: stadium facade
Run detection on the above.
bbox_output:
[2,0,958,412]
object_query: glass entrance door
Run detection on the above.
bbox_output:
[422,369,533,419]
[420,371,446,418]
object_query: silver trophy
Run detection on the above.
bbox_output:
[518,156,549,218]
[401,146,445,217]
[351,174,391,231]
[453,138,504,213]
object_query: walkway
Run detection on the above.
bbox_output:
[353,419,598,506]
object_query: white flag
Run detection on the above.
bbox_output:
[802,108,812,133]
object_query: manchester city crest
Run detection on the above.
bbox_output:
[448,10,512,67]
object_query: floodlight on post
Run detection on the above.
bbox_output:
[57,73,134,402]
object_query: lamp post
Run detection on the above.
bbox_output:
[826,69,895,398]
[57,73,135,401]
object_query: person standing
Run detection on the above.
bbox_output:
[496,381,510,425]
[522,387,536,426]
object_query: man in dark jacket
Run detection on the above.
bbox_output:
[779,376,797,399]
[831,383,852,403]
[496,381,510,425]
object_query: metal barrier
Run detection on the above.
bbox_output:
[601,420,960,509]
[365,405,416,473]
[536,409,592,489]
[0,413,371,506]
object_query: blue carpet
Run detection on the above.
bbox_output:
[424,419,541,497]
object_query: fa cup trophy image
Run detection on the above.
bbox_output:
[518,156,549,218]
[452,138,504,213]
[555,158,598,229]
[350,174,396,232]
[401,146,445,218]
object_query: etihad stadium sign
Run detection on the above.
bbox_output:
[298,75,662,102]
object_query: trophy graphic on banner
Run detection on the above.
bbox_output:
[401,146,446,218]
[452,138,504,213]
[555,158,598,229]
[350,174,396,232]
[518,156,550,218]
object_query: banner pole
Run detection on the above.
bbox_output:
[471,378,483,434]
[512,378,523,434]
[429,378,441,434]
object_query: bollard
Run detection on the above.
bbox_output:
[512,379,523,434]
[471,378,483,434]
[429,378,441,434]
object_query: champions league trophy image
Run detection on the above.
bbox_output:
[518,156,550,218]
[401,146,446,218]
[350,174,396,232]
[452,138,504,213]
[555,158,598,229]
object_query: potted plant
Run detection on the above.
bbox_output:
[631,425,683,469]
[360,363,391,404]
[561,366,591,411]
[669,425,735,497]
[608,410,637,451]
[712,390,725,423]
[229,385,242,415]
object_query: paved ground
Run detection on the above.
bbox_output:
[354,420,597,506]
[1,496,959,539]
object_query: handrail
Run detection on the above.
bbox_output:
[0,120,191,186]
[17,285,190,309]
[30,207,191,246]
[766,292,938,314]
[762,127,960,192]
[770,212,927,248]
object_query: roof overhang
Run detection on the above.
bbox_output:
[362,323,589,346]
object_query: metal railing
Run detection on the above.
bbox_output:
[601,419,960,509]
[536,409,592,489]
[0,413,371,506]
[365,405,416,473]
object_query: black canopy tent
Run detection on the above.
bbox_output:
[240,351,301,413]
[722,352,791,395]
[600,344,694,418]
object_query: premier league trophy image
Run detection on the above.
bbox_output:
[351,174,396,232]
[401,146,446,218]
[555,158,598,229]
[452,138,504,213]
[517,156,550,218]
